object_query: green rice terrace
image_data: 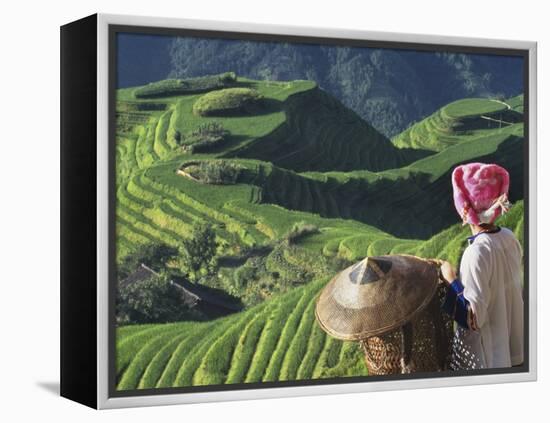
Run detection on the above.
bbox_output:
[114,73,525,390]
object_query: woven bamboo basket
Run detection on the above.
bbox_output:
[316,254,453,375]
[359,282,453,374]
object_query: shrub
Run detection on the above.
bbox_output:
[233,266,257,290]
[185,137,225,153]
[134,72,237,98]
[219,72,237,84]
[118,243,179,279]
[192,121,226,138]
[180,222,218,280]
[116,272,196,324]
[283,221,320,244]
[181,121,229,153]
[192,88,263,116]
[183,160,241,185]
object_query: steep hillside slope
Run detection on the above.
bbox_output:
[224,86,431,172]
[114,74,527,390]
[168,38,524,137]
[115,77,524,253]
[392,97,523,152]
[116,202,524,390]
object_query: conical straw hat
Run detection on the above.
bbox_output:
[315,255,439,341]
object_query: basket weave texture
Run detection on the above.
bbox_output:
[360,283,454,375]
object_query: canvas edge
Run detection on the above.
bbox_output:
[527,41,537,383]
[95,13,538,409]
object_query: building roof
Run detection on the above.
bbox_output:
[119,263,159,288]
[120,263,241,312]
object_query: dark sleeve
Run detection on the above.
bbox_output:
[442,279,470,329]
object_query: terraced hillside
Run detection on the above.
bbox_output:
[116,77,525,255]
[223,87,431,172]
[115,74,525,391]
[236,123,523,239]
[392,97,523,152]
[116,202,524,390]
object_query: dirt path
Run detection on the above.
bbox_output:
[489,99,511,110]
[480,99,514,126]
[479,115,515,125]
[176,168,200,182]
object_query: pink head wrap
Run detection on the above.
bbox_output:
[452,162,511,225]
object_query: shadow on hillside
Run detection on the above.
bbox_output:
[252,97,283,115]
[224,86,436,173]
[231,80,256,89]
[259,135,523,240]
[361,136,523,238]
[198,134,249,154]
[453,110,523,131]
[217,245,273,268]
[397,147,436,164]
[201,98,282,118]
[170,275,244,319]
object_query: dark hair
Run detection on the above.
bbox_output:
[479,223,498,230]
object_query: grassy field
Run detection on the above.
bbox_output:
[114,74,525,390]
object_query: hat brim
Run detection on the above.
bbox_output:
[315,255,439,341]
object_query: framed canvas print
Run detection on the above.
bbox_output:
[60,13,537,409]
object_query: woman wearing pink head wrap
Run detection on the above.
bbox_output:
[451,162,511,226]
[439,163,524,370]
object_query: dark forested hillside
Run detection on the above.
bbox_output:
[168,38,523,137]
[117,33,173,89]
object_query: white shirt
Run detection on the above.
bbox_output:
[454,227,524,369]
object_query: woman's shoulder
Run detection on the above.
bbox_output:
[496,227,521,245]
[498,226,515,237]
[473,226,520,251]
[498,226,523,251]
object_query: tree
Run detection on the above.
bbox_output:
[181,222,218,281]
[118,243,179,280]
[195,161,240,185]
[116,273,196,324]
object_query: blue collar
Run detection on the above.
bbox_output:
[467,226,501,245]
